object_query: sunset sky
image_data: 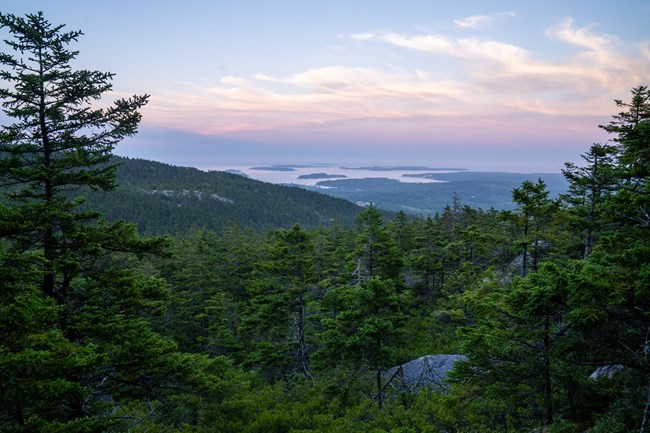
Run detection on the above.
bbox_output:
[2,1,650,172]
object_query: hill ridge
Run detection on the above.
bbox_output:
[82,156,362,234]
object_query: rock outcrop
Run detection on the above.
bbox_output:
[386,354,467,392]
[589,364,625,380]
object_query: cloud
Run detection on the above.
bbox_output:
[381,33,454,53]
[363,18,649,111]
[454,11,516,29]
[372,32,530,67]
[220,76,248,86]
[454,15,492,29]
[546,17,615,51]
[141,16,650,146]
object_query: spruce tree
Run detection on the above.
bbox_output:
[0,13,230,431]
[318,206,407,408]
[562,143,618,257]
[240,224,317,380]
[600,85,650,227]
[510,179,558,276]
[0,12,149,305]
[352,203,402,282]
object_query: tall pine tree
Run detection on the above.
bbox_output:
[0,13,230,431]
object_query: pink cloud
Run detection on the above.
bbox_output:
[136,15,646,171]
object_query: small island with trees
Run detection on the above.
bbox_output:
[297,172,348,179]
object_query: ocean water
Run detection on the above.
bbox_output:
[210,164,457,187]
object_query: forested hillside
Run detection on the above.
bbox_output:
[308,171,568,214]
[1,12,649,433]
[83,157,362,234]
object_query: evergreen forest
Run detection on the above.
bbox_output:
[1,12,649,433]
[84,156,364,234]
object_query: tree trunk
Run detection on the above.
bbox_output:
[298,302,311,379]
[376,335,384,409]
[543,316,553,425]
[376,366,384,409]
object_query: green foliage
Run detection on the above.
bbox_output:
[310,171,568,215]
[82,156,362,234]
[562,143,619,257]
[0,12,234,432]
[318,275,410,408]
[353,204,403,281]
[600,85,650,228]
[0,291,109,432]
[509,178,560,276]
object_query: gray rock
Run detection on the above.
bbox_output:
[589,364,625,380]
[386,354,468,392]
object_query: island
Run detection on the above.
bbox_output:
[223,169,249,177]
[298,172,348,180]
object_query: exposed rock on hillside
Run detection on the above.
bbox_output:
[589,364,626,380]
[386,354,467,392]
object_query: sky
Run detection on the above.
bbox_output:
[1,1,650,172]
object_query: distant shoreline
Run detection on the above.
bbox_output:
[340,166,468,171]
[250,166,296,172]
[298,172,348,180]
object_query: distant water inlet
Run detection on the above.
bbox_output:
[213,164,458,186]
